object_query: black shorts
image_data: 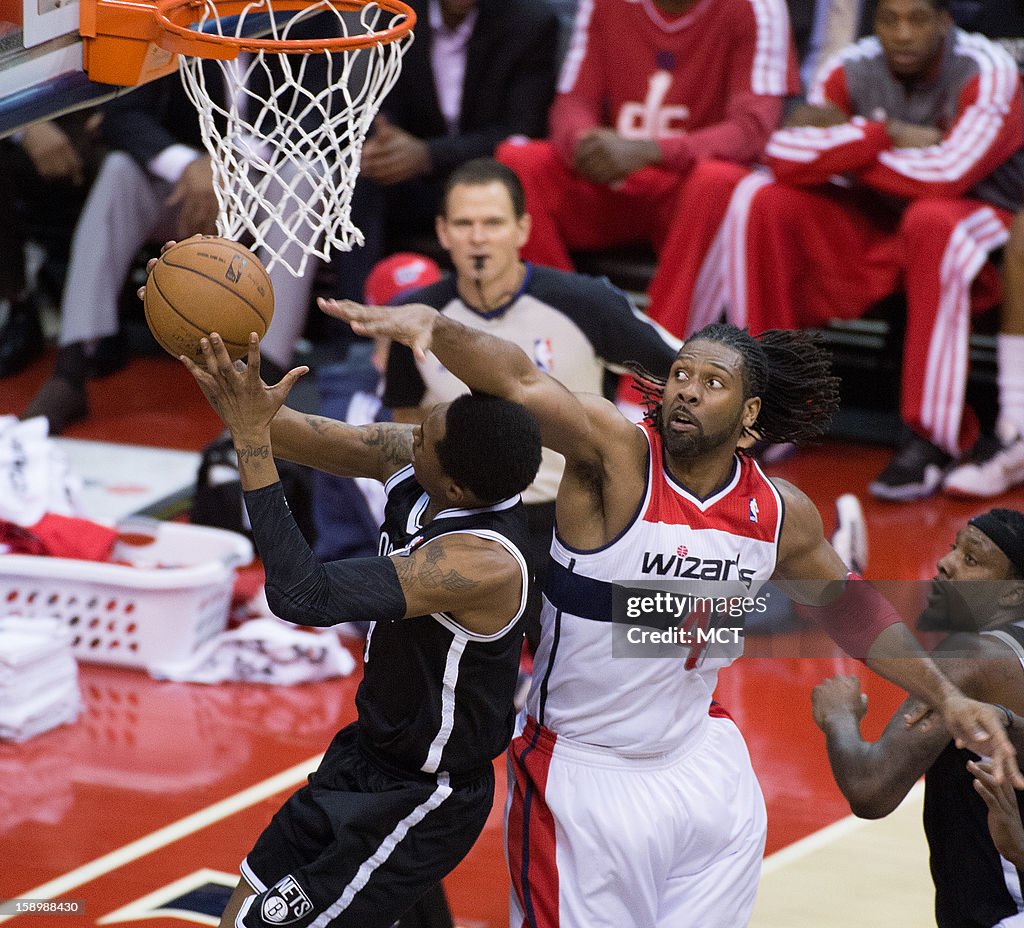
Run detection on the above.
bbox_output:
[238,723,494,928]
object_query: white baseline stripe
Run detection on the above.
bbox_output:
[760,781,925,876]
[0,753,324,923]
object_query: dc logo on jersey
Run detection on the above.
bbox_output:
[533,338,554,373]
[261,874,313,925]
[749,497,759,523]
[676,544,688,557]
[617,71,689,139]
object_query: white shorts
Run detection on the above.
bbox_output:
[505,710,767,928]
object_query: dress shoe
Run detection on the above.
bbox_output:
[0,299,44,378]
[87,334,127,379]
[21,377,88,435]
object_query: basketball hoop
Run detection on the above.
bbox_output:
[148,0,416,277]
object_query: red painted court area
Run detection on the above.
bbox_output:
[3,355,1024,926]
[0,655,904,928]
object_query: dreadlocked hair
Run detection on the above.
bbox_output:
[627,323,841,446]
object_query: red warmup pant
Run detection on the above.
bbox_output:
[496,139,684,270]
[648,159,1010,456]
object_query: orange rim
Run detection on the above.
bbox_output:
[153,0,415,57]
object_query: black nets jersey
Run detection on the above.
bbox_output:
[355,465,532,781]
[925,622,1024,928]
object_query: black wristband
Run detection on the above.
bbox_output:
[993,703,1015,730]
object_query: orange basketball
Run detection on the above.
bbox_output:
[144,236,274,362]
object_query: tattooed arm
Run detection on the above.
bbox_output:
[185,335,523,631]
[270,406,414,484]
[244,482,523,632]
[391,535,525,635]
[182,332,413,486]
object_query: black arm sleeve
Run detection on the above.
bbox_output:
[588,280,679,378]
[531,270,679,378]
[244,482,407,626]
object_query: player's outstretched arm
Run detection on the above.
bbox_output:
[816,636,1024,818]
[181,332,306,491]
[811,676,948,818]
[772,477,1024,787]
[181,332,412,484]
[319,299,635,466]
[139,240,409,484]
[269,408,414,484]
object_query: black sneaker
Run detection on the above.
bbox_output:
[869,432,953,501]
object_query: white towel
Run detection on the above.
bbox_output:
[0,416,83,527]
[149,617,356,684]
[0,616,80,742]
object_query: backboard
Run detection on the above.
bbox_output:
[0,0,290,138]
[0,0,128,138]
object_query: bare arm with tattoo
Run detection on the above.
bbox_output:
[184,333,523,635]
[390,535,524,635]
[182,332,414,486]
[271,407,414,483]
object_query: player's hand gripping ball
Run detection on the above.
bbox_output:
[143,235,274,362]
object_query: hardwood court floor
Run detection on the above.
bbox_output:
[2,349,1023,927]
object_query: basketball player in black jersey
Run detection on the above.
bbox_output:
[176,332,542,928]
[812,508,1024,928]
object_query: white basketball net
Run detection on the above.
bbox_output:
[177,0,413,276]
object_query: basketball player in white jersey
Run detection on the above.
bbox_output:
[319,300,1021,927]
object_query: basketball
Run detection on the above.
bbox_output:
[143,236,274,362]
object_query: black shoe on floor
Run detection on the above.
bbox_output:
[869,432,953,501]
[21,377,89,435]
[87,334,128,379]
[0,299,44,379]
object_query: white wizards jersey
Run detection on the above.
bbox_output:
[527,421,783,754]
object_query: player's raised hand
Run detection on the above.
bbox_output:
[180,332,307,440]
[318,299,438,362]
[942,695,1023,789]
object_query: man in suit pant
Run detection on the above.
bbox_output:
[259,0,561,377]
[21,72,221,433]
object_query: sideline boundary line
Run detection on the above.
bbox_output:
[1,754,322,923]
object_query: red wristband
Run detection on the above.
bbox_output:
[804,572,903,660]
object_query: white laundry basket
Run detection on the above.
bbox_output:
[0,521,254,669]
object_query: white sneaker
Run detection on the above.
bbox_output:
[830,493,868,574]
[943,422,1024,499]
